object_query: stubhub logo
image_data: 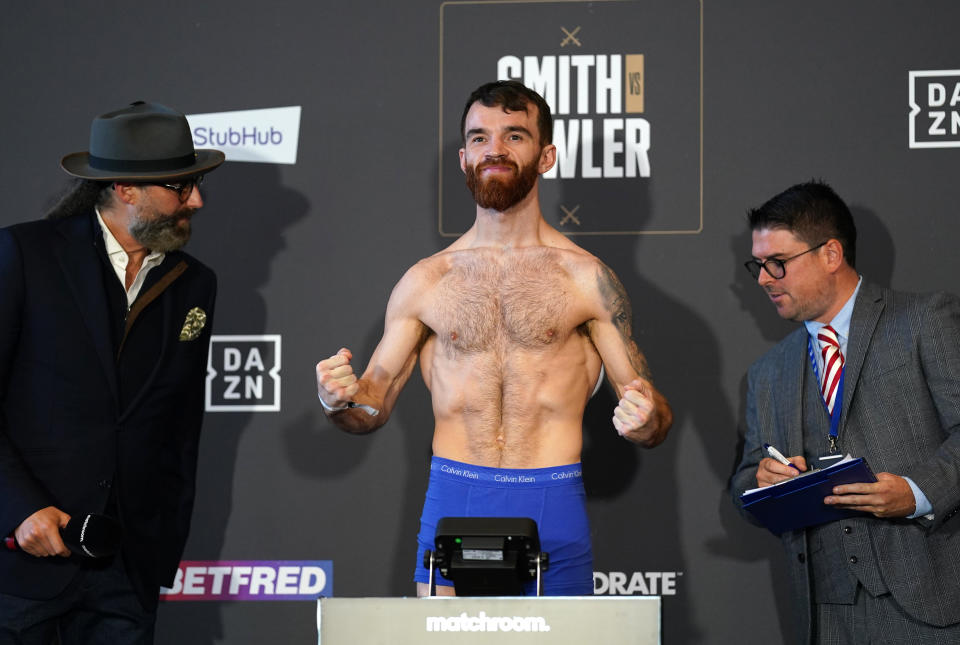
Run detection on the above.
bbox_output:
[159,560,332,601]
[186,106,302,164]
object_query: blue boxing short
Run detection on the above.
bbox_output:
[414,456,594,596]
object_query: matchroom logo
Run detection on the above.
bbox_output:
[909,70,960,148]
[186,106,302,164]
[206,335,281,412]
[439,0,702,235]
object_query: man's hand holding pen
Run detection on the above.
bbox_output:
[755,443,807,488]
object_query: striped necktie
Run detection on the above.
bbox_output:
[817,325,844,416]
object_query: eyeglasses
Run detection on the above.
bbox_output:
[153,175,204,202]
[744,241,826,280]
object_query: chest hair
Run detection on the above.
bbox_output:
[432,249,572,354]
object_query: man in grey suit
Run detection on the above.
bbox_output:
[731,180,960,644]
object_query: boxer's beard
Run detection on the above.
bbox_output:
[129,203,195,252]
[465,156,539,212]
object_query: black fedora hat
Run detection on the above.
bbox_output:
[61,101,225,181]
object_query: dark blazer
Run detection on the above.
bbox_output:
[0,211,215,609]
[731,282,960,644]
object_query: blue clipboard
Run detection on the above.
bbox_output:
[740,457,877,534]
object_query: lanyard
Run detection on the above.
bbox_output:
[807,335,844,453]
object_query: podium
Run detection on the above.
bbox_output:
[317,596,661,644]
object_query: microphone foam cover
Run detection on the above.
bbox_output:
[60,514,122,558]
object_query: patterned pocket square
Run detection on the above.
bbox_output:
[179,307,207,341]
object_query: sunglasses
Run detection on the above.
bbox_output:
[151,175,205,202]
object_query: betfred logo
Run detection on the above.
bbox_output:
[593,570,682,596]
[159,561,332,601]
[186,106,302,164]
[909,70,960,148]
[206,335,281,412]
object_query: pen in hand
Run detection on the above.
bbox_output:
[764,443,803,473]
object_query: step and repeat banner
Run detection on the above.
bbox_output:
[2,1,958,643]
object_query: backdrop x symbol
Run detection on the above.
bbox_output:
[560,26,581,47]
[560,204,581,226]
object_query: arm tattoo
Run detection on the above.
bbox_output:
[597,263,654,382]
[598,263,633,336]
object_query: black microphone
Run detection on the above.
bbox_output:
[60,513,122,558]
[3,513,121,557]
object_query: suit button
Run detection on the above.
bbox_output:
[849,556,858,564]
[798,553,806,563]
[843,526,852,534]
[98,480,111,488]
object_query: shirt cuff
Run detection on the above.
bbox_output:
[904,476,935,520]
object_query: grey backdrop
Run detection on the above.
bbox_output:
[2,1,958,643]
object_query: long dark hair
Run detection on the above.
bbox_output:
[45,179,113,220]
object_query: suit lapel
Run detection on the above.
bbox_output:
[118,254,188,421]
[779,329,809,457]
[54,214,119,407]
[840,283,884,435]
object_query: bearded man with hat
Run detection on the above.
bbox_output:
[0,101,224,643]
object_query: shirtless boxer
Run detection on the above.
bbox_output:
[316,80,672,596]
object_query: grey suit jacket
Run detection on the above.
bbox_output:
[731,282,960,644]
